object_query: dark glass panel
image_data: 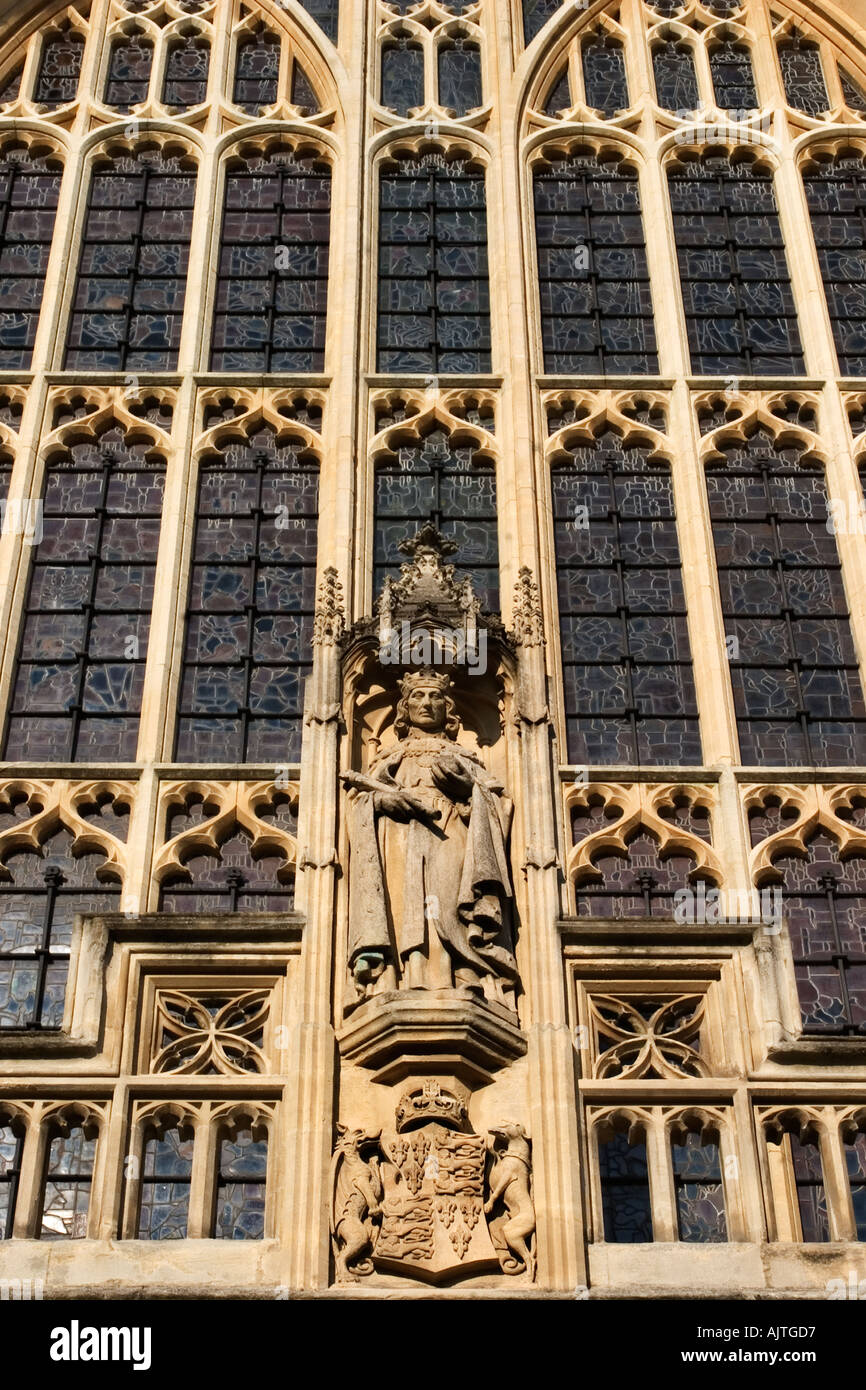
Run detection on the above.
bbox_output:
[291,61,319,112]
[297,0,339,42]
[381,41,424,116]
[211,148,331,373]
[0,1123,23,1238]
[438,39,482,115]
[653,40,700,114]
[162,34,210,109]
[138,1128,194,1239]
[582,35,628,116]
[803,152,866,376]
[534,152,658,374]
[788,1134,831,1240]
[215,1131,268,1239]
[523,0,562,44]
[840,70,866,114]
[158,811,296,911]
[104,35,153,110]
[0,69,22,106]
[668,152,804,374]
[671,1133,727,1242]
[778,37,829,116]
[709,38,758,113]
[0,150,62,370]
[599,1130,653,1242]
[574,830,712,917]
[543,66,571,116]
[34,33,84,108]
[233,32,280,113]
[40,1127,96,1240]
[844,1131,866,1239]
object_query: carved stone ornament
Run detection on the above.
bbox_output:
[330,1083,536,1285]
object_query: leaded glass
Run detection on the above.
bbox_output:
[297,0,339,42]
[4,427,165,762]
[138,1127,194,1239]
[0,1123,23,1238]
[211,149,331,373]
[553,431,699,765]
[668,152,804,374]
[778,36,829,117]
[671,1132,727,1242]
[291,61,318,113]
[381,40,424,116]
[374,427,498,609]
[0,825,122,1029]
[233,32,280,114]
[804,152,866,376]
[787,1132,830,1240]
[844,1129,866,1239]
[653,40,700,115]
[707,431,866,766]
[0,151,61,370]
[377,154,490,373]
[574,833,711,918]
[40,1126,96,1239]
[534,153,658,374]
[0,69,22,106]
[582,34,629,116]
[543,67,571,116]
[65,151,195,371]
[523,0,561,45]
[104,34,153,110]
[840,70,866,114]
[175,428,318,764]
[709,38,758,114]
[215,1130,268,1239]
[162,34,210,109]
[438,39,482,116]
[598,1130,653,1242]
[34,32,84,108]
[159,800,296,911]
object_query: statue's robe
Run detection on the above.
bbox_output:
[347,734,518,995]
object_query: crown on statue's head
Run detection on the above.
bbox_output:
[399,667,454,699]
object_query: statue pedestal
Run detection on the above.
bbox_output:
[337,988,526,1088]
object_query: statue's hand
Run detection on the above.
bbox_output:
[431,753,474,799]
[374,789,435,821]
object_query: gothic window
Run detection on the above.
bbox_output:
[0,1121,23,1238]
[159,807,296,912]
[65,150,196,372]
[138,1124,194,1239]
[708,38,758,113]
[211,149,331,373]
[581,34,629,116]
[175,428,319,764]
[544,66,571,116]
[707,431,866,767]
[598,1126,654,1242]
[671,1130,727,1241]
[162,34,210,109]
[522,0,562,45]
[40,1123,96,1239]
[377,154,490,373]
[652,39,700,114]
[381,39,424,116]
[104,34,153,110]
[297,0,339,43]
[34,32,84,109]
[374,427,498,610]
[0,151,62,370]
[214,1128,268,1239]
[233,32,280,114]
[778,35,829,117]
[534,153,657,375]
[4,427,166,762]
[843,1125,866,1239]
[803,152,866,376]
[0,824,123,1030]
[291,61,318,113]
[438,39,482,116]
[572,796,712,914]
[668,152,804,375]
[840,70,866,115]
[552,431,699,765]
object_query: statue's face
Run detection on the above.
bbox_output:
[405,683,447,731]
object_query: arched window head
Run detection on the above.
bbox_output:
[652,38,700,115]
[233,31,280,114]
[381,38,424,116]
[581,33,628,116]
[438,38,482,116]
[778,33,828,117]
[158,810,297,914]
[572,797,713,917]
[162,33,210,110]
[104,33,154,111]
[34,31,84,109]
[708,36,757,115]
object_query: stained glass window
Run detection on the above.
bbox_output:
[778,36,829,117]
[653,39,700,114]
[34,32,84,108]
[297,0,339,42]
[544,67,571,116]
[668,152,804,375]
[785,1131,831,1240]
[0,1122,23,1238]
[162,34,210,109]
[840,70,866,115]
[175,428,318,764]
[381,40,424,116]
[159,802,297,912]
[104,34,153,110]
[522,0,561,45]
[291,61,318,113]
[708,431,866,766]
[211,149,331,373]
[215,1129,268,1239]
[4,427,165,762]
[233,32,280,114]
[534,153,658,374]
[0,69,22,106]
[138,1125,194,1239]
[374,427,498,610]
[803,151,866,377]
[553,432,698,765]
[582,34,629,116]
[0,822,123,1030]
[0,150,62,370]
[377,154,490,373]
[843,1127,866,1239]
[708,38,758,113]
[438,39,482,116]
[671,1131,727,1241]
[65,150,195,371]
[40,1124,96,1239]
[598,1128,653,1242]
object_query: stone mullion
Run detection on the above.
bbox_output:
[731,1086,767,1242]
[647,1109,677,1243]
[186,1102,217,1239]
[11,1101,48,1238]
[71,0,109,142]
[821,1108,857,1242]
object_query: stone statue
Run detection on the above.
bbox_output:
[485,1123,536,1280]
[343,667,518,1007]
[330,1125,383,1283]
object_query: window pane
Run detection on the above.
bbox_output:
[789,1134,830,1241]
[41,1126,95,1239]
[138,1128,194,1240]
[0,1124,23,1238]
[844,1131,866,1240]
[438,40,482,116]
[34,33,84,108]
[803,151,866,376]
[582,35,628,116]
[297,0,339,42]
[163,35,210,109]
[599,1130,653,1242]
[233,33,280,113]
[778,37,828,116]
[215,1131,268,1240]
[381,42,424,116]
[671,1132,727,1242]
[653,40,700,114]
[0,151,61,369]
[709,39,758,113]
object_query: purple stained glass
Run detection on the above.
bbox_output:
[804,151,866,376]
[382,41,424,116]
[438,40,482,116]
[0,151,62,370]
[162,34,210,110]
[574,830,712,919]
[104,35,153,110]
[233,32,280,114]
[34,33,84,109]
